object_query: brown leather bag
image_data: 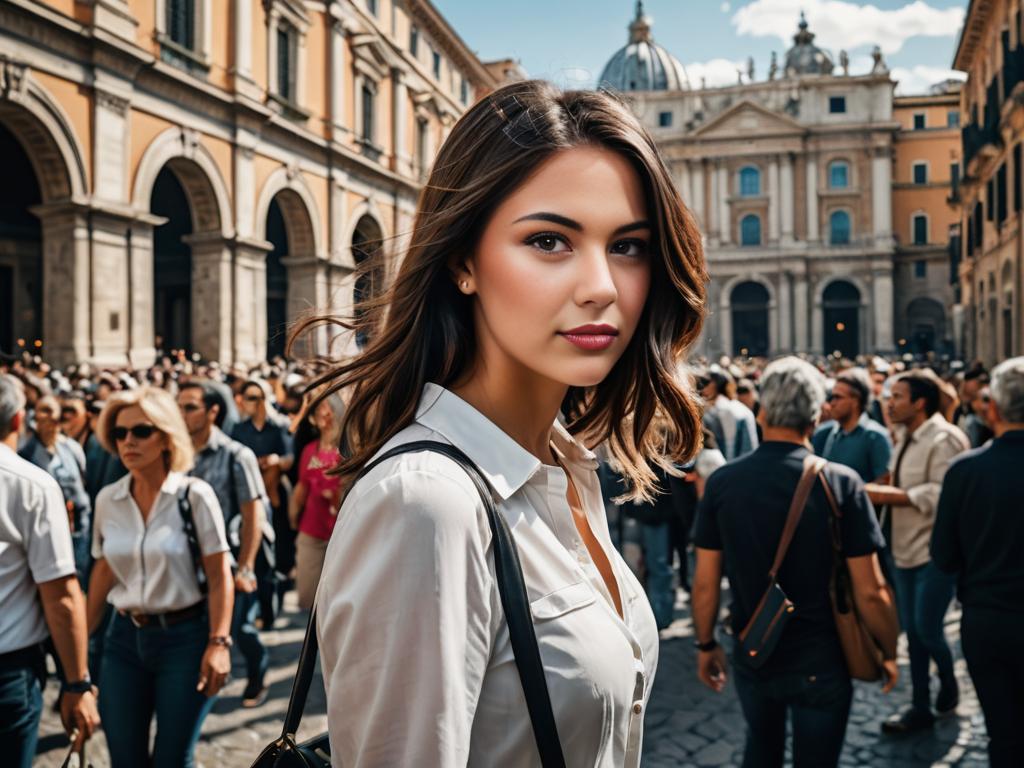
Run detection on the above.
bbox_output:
[819,468,898,682]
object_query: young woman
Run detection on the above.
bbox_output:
[303,79,708,766]
[87,386,234,768]
[288,393,346,609]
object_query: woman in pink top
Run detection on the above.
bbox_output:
[289,394,345,609]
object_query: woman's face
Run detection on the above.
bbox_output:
[314,401,335,434]
[114,404,169,473]
[462,146,652,390]
[60,399,89,441]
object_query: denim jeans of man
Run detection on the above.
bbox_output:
[99,613,217,768]
[232,589,268,686]
[0,664,44,768]
[891,561,956,711]
[961,607,1024,768]
[733,661,853,768]
[640,522,674,629]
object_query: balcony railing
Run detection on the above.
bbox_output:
[962,120,1002,170]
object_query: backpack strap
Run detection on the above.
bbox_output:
[177,481,208,596]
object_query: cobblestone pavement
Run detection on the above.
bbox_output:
[35,590,990,767]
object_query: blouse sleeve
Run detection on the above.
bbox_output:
[187,479,231,557]
[316,462,499,766]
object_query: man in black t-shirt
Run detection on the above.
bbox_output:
[692,357,898,768]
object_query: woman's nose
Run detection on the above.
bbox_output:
[574,249,618,307]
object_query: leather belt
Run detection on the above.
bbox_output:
[120,601,205,630]
[0,643,45,673]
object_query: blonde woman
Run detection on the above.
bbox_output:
[87,386,233,768]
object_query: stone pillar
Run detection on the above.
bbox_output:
[91,0,138,42]
[392,69,410,176]
[708,163,720,246]
[806,156,819,242]
[677,162,691,207]
[284,257,331,355]
[768,157,780,244]
[872,268,895,352]
[92,90,131,205]
[692,162,706,236]
[781,154,795,245]
[872,149,892,245]
[88,212,133,366]
[186,234,234,363]
[778,271,793,351]
[126,215,163,368]
[793,272,809,351]
[329,21,347,135]
[812,289,824,354]
[718,163,731,245]
[233,239,272,364]
[234,143,257,241]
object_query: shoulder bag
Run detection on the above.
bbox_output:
[819,469,898,681]
[178,483,208,596]
[738,454,823,668]
[249,440,566,768]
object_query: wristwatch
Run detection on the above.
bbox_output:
[61,677,94,695]
[237,566,256,581]
[208,635,234,648]
[693,638,719,652]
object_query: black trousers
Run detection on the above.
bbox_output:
[961,606,1024,768]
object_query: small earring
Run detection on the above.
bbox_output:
[459,280,469,292]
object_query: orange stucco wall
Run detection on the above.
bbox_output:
[31,70,93,192]
[129,110,176,195]
[203,133,235,205]
[301,170,329,251]
[126,0,158,56]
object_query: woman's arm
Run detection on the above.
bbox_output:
[197,551,233,697]
[86,558,116,636]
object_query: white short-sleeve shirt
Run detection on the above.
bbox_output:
[92,472,230,613]
[0,444,77,653]
[316,383,659,767]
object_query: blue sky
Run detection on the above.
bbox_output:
[434,0,969,95]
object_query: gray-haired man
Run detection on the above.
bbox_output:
[0,375,99,766]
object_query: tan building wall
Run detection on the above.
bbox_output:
[0,0,498,366]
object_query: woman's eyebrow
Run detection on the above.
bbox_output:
[512,212,651,236]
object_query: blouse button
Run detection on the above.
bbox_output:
[632,701,642,715]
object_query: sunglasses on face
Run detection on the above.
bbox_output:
[60,409,79,420]
[179,403,204,413]
[113,424,158,442]
[243,395,264,403]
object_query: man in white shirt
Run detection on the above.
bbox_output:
[0,374,99,767]
[699,368,759,461]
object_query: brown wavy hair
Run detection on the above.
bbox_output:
[291,79,708,500]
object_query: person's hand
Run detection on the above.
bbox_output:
[880,658,899,693]
[258,454,281,470]
[697,646,728,693]
[683,471,698,484]
[234,568,258,593]
[197,645,232,697]
[60,688,100,751]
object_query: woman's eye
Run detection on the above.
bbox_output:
[526,233,571,253]
[611,239,649,258]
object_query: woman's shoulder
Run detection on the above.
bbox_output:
[179,474,222,512]
[95,472,131,508]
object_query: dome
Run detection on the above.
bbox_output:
[598,2,689,92]
[783,13,834,77]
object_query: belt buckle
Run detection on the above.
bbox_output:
[128,612,148,629]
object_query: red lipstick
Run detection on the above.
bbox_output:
[558,324,619,351]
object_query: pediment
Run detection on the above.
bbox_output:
[693,100,805,138]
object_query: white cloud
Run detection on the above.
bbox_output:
[891,65,966,95]
[721,1,732,12]
[684,58,749,88]
[732,0,964,55]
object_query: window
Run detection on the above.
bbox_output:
[913,214,928,245]
[361,83,375,143]
[947,110,960,128]
[460,77,469,106]
[738,166,760,196]
[914,259,927,278]
[913,113,926,130]
[432,49,441,79]
[829,96,846,114]
[276,24,297,102]
[740,214,762,246]
[829,161,849,189]
[987,179,995,220]
[997,162,1008,224]
[912,162,928,184]
[410,25,419,57]
[167,0,195,49]
[416,117,429,177]
[658,111,673,128]
[950,162,960,194]
[829,210,851,245]
[366,0,377,15]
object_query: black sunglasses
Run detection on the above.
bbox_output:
[180,403,204,413]
[243,395,264,402]
[113,424,158,442]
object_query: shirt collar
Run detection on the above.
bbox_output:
[199,426,229,454]
[109,470,188,500]
[415,383,597,500]
[909,412,946,443]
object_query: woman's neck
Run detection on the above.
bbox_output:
[130,460,168,511]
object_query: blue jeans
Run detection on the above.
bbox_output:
[100,612,217,768]
[891,561,956,711]
[232,590,268,685]
[733,662,853,768]
[0,664,43,768]
[640,523,674,629]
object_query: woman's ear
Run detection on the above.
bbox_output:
[447,255,476,295]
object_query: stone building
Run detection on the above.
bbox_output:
[601,6,900,359]
[0,0,497,368]
[953,0,1024,365]
[891,82,962,356]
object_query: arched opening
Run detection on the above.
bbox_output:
[730,281,770,357]
[906,297,945,354]
[0,120,43,356]
[151,166,193,356]
[823,280,860,358]
[351,214,383,349]
[740,214,762,246]
[266,198,289,359]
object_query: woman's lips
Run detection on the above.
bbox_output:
[558,332,618,351]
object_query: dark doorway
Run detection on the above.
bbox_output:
[823,281,860,358]
[351,215,382,349]
[730,281,770,357]
[266,198,289,359]
[906,297,945,355]
[0,120,43,355]
[151,166,193,355]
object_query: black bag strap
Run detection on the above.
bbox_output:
[280,440,566,767]
[177,483,209,596]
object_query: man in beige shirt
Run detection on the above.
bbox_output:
[866,370,969,734]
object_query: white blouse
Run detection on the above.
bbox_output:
[316,383,659,767]
[92,472,230,613]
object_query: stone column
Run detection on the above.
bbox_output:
[125,215,164,368]
[793,272,809,351]
[329,20,347,135]
[781,154,795,245]
[812,287,824,354]
[718,163,731,245]
[692,162,706,236]
[768,156,780,244]
[234,143,257,241]
[872,267,896,352]
[234,238,272,363]
[284,256,331,355]
[186,234,234,363]
[806,156,819,242]
[392,69,410,176]
[872,148,892,245]
[708,163,720,246]
[778,271,793,351]
[677,162,691,207]
[91,0,138,42]
[92,89,131,205]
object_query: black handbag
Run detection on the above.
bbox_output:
[250,440,567,768]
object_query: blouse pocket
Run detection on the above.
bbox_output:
[530,581,596,620]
